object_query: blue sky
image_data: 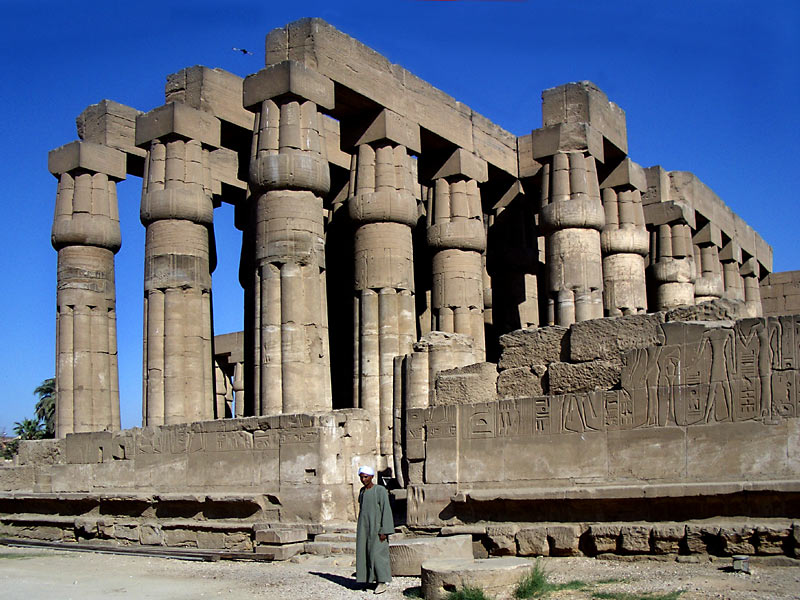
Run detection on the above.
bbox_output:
[1,0,798,432]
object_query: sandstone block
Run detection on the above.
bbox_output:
[76,99,146,161]
[793,522,800,558]
[600,158,645,191]
[255,542,304,560]
[113,524,140,543]
[651,523,685,554]
[498,326,569,370]
[435,362,498,405]
[665,298,748,322]
[354,109,421,154]
[16,440,64,466]
[548,359,622,394]
[496,365,546,398]
[165,66,253,131]
[389,534,473,576]
[140,523,164,546]
[74,517,97,538]
[243,61,334,110]
[421,557,533,600]
[135,102,221,148]
[686,523,721,554]
[755,522,792,555]
[718,524,755,555]
[255,527,307,544]
[569,313,665,362]
[485,525,519,556]
[589,523,621,553]
[516,526,549,556]
[547,524,582,556]
[619,524,651,553]
[433,148,488,183]
[530,122,604,161]
[0,466,35,491]
[48,141,126,180]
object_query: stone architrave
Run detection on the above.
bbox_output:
[347,109,420,455]
[427,149,488,361]
[49,141,125,437]
[242,61,334,416]
[539,151,605,324]
[137,103,219,426]
[600,159,648,316]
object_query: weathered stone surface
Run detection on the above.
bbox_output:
[718,523,756,555]
[435,362,498,405]
[389,534,472,576]
[516,526,549,556]
[421,557,533,600]
[485,525,519,556]
[547,359,622,394]
[652,523,685,554]
[496,365,546,398]
[140,522,164,546]
[619,524,651,553]
[755,522,792,555]
[255,542,304,560]
[16,440,64,466]
[686,523,721,554]
[589,523,621,553]
[255,527,307,544]
[498,326,569,370]
[547,525,582,556]
[569,314,664,362]
[665,298,748,322]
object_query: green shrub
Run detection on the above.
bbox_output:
[445,585,492,600]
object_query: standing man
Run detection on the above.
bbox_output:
[356,466,394,594]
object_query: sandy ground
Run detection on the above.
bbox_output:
[0,545,798,600]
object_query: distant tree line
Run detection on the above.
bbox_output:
[1,378,55,459]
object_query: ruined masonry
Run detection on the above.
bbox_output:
[2,19,797,561]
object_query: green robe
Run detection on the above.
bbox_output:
[356,484,394,583]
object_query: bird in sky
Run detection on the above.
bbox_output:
[232,47,253,55]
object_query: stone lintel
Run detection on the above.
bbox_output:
[48,140,126,180]
[76,99,146,160]
[166,66,254,131]
[693,222,722,247]
[529,122,604,162]
[516,134,542,179]
[433,148,488,182]
[643,165,670,205]
[356,109,421,154]
[214,331,245,363]
[720,240,742,264]
[209,147,246,195]
[600,157,646,191]
[542,80,628,155]
[643,200,696,229]
[136,102,221,148]
[740,257,760,278]
[242,60,335,111]
[755,235,773,273]
[492,180,524,212]
[322,115,350,169]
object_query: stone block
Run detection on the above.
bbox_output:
[600,158,646,191]
[74,517,98,538]
[498,326,569,370]
[433,148,488,183]
[569,313,665,362]
[619,524,651,553]
[755,522,792,555]
[243,61,334,110]
[165,66,253,131]
[665,298,748,322]
[435,362,498,405]
[140,522,164,546]
[354,109,421,154]
[718,523,756,555]
[542,81,627,155]
[530,122,604,161]
[473,111,518,177]
[652,523,685,554]
[496,365,546,398]
[421,557,533,600]
[686,523,721,554]
[643,200,695,229]
[0,466,35,491]
[548,359,622,394]
[389,534,473,576]
[48,141,126,180]
[607,428,686,481]
[517,134,542,179]
[135,102,221,148]
[113,524,140,542]
[485,525,519,556]
[589,523,621,553]
[516,526,549,556]
[76,99,146,160]
[163,527,198,547]
[255,527,307,544]
[16,440,64,466]
[547,524,582,556]
[256,542,304,560]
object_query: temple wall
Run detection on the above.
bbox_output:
[761,271,800,317]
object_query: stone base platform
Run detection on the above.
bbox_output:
[389,534,473,576]
[421,556,533,600]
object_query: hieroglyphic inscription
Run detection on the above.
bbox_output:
[425,405,457,438]
[405,408,425,459]
[460,399,535,439]
[279,428,320,444]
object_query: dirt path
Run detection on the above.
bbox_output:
[0,546,797,599]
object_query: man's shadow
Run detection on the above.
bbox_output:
[309,571,365,591]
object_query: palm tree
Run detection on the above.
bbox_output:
[13,418,45,440]
[33,378,55,437]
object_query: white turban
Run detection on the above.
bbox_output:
[358,466,375,476]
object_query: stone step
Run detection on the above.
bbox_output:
[304,541,356,556]
[390,534,473,576]
[421,557,533,600]
[314,532,357,543]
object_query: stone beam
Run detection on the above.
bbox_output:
[76,100,146,176]
[48,141,126,181]
[166,66,254,131]
[264,18,518,177]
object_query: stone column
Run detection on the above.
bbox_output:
[720,241,745,302]
[741,257,763,317]
[49,141,124,437]
[427,149,488,361]
[650,221,696,310]
[137,103,219,426]
[693,223,724,304]
[348,109,420,456]
[539,151,605,325]
[242,61,334,416]
[600,159,648,316]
